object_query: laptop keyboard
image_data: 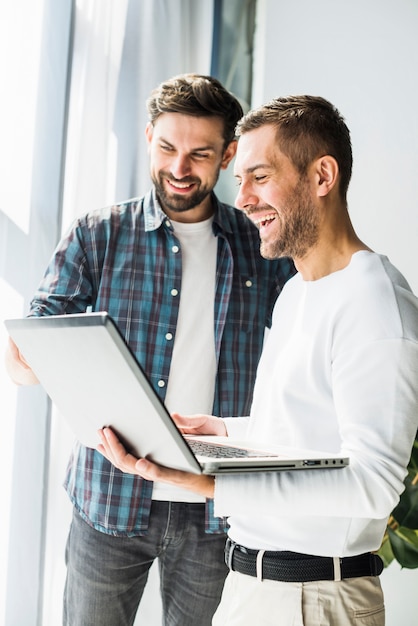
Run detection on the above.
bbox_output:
[188,439,277,459]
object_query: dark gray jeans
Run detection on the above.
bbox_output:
[63,501,228,626]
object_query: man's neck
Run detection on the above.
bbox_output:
[294,218,372,281]
[161,196,215,224]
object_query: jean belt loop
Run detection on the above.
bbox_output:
[333,556,342,582]
[227,540,237,571]
[256,550,266,582]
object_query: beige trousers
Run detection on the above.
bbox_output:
[212,571,384,626]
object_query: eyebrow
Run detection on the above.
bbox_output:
[234,163,273,176]
[159,137,217,153]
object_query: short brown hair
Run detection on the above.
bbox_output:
[146,74,243,148]
[236,95,353,200]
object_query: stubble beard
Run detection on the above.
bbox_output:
[261,178,319,260]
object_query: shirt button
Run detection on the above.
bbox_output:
[165,333,173,341]
[158,380,165,388]
[171,288,179,297]
[245,280,253,287]
[165,219,171,228]
[172,245,179,253]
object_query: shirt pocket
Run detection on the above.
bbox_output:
[227,275,262,333]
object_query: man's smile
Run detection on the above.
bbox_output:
[165,177,198,193]
[247,212,277,232]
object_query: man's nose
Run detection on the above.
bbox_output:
[170,155,192,179]
[235,182,258,212]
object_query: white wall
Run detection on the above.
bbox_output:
[254,0,418,623]
[254,0,418,294]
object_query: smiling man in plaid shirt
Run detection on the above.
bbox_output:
[6,74,295,626]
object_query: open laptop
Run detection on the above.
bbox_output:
[5,312,349,475]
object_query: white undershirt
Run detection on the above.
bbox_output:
[152,216,217,502]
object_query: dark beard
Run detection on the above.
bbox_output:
[153,174,213,214]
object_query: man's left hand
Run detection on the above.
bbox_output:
[97,427,215,498]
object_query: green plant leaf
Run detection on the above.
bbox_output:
[387,526,418,569]
[408,439,418,472]
[391,481,418,528]
[376,532,395,568]
[379,433,418,568]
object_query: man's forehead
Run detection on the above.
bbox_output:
[235,129,278,172]
[154,112,223,133]
[151,113,225,149]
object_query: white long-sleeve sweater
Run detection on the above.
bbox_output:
[216,251,418,557]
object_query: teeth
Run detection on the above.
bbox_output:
[170,181,192,189]
[253,214,275,226]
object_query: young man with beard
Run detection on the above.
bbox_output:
[97,95,418,625]
[5,75,295,625]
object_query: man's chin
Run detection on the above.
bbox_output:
[260,242,286,260]
[165,200,198,213]
[158,191,197,213]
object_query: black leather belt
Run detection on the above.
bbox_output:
[225,539,384,583]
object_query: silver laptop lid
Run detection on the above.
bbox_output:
[5,312,349,475]
[5,312,202,474]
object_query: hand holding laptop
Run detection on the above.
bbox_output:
[5,337,40,386]
[97,426,215,498]
[171,412,227,437]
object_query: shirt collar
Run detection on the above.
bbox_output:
[142,188,168,232]
[143,187,234,235]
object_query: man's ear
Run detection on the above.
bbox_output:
[315,155,339,197]
[145,122,154,145]
[220,140,238,170]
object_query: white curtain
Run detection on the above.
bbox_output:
[62,0,214,227]
[43,2,214,624]
[1,1,73,624]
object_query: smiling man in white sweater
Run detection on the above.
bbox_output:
[97,95,418,625]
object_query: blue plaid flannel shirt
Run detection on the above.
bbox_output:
[29,189,295,535]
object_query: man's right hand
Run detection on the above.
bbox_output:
[171,413,228,437]
[5,337,39,385]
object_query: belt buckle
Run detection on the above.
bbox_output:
[226,539,237,571]
[333,556,342,581]
[256,549,266,582]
